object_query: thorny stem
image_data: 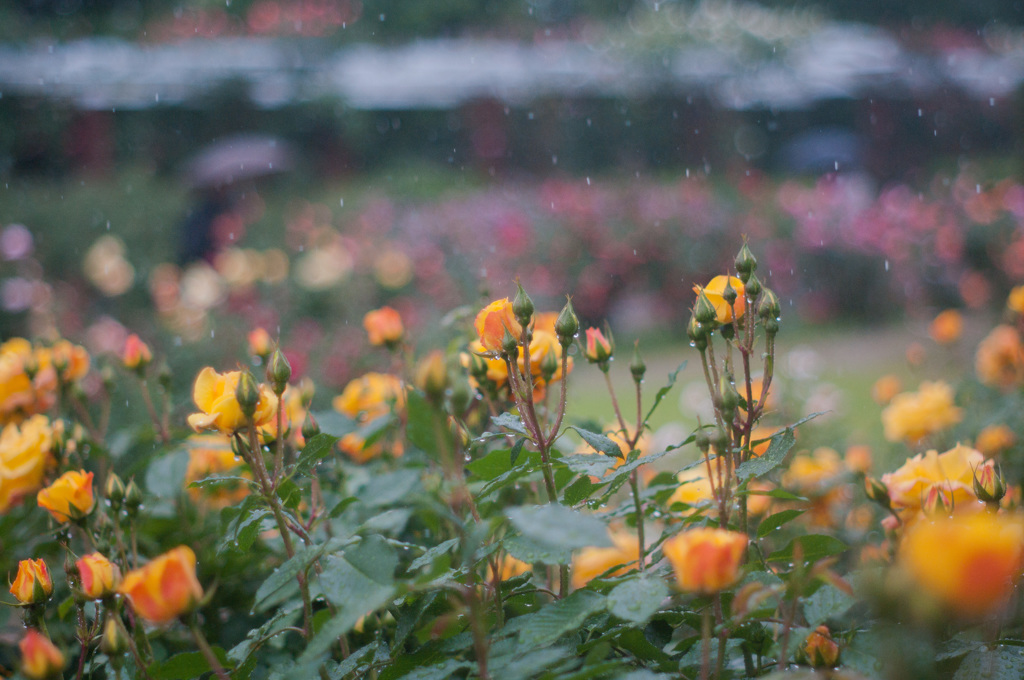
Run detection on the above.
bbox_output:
[629,471,646,572]
[777,596,799,671]
[715,594,728,679]
[603,371,629,439]
[543,349,571,448]
[273,394,286,483]
[123,627,155,680]
[242,426,315,645]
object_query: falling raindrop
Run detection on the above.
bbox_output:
[339,198,344,207]
[884,260,890,271]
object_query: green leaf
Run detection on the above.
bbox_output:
[254,538,348,612]
[954,647,1024,680]
[144,448,190,499]
[492,412,529,436]
[328,642,376,679]
[153,648,231,680]
[401,659,472,680]
[607,576,668,624]
[293,433,340,476]
[736,428,796,480]
[767,535,848,563]
[562,475,603,505]
[409,538,459,571]
[510,437,526,466]
[518,590,607,647]
[504,534,572,565]
[756,509,805,539]
[187,475,257,490]
[356,469,421,508]
[298,585,395,666]
[570,426,624,459]
[227,606,300,664]
[406,390,449,456]
[312,410,357,437]
[603,449,671,483]
[218,501,270,555]
[644,361,686,424]
[802,584,857,628]
[507,505,612,551]
[561,453,618,478]
[467,446,519,481]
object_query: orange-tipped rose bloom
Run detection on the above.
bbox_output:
[363,306,404,346]
[881,444,986,516]
[474,298,522,352]
[118,546,203,624]
[695,276,746,324]
[121,334,152,371]
[20,629,64,680]
[10,558,53,604]
[76,553,122,600]
[899,512,1024,619]
[37,470,95,523]
[803,626,840,667]
[663,527,746,594]
[975,325,1024,389]
[186,367,278,434]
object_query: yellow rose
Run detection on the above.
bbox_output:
[332,372,404,423]
[667,466,715,514]
[881,381,963,443]
[781,447,844,496]
[571,530,641,589]
[694,275,746,324]
[37,470,95,523]
[899,512,1024,619]
[881,444,984,514]
[975,424,1016,457]
[10,558,53,604]
[0,415,53,513]
[186,367,278,435]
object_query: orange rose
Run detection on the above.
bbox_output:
[10,558,52,604]
[363,306,404,347]
[871,374,902,406]
[975,424,1016,457]
[118,546,203,624]
[694,275,746,324]
[975,325,1024,389]
[928,309,963,344]
[487,555,532,582]
[0,339,58,423]
[121,334,152,371]
[76,553,121,600]
[0,415,53,513]
[37,470,95,523]
[247,327,273,358]
[186,367,278,434]
[48,340,90,383]
[474,299,522,352]
[20,629,64,680]
[333,372,404,423]
[803,626,840,667]
[1008,285,1024,314]
[663,527,746,594]
[571,530,641,588]
[899,512,1024,618]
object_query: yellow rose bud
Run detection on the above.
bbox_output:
[663,527,746,594]
[20,629,64,680]
[117,546,203,624]
[76,553,122,600]
[10,558,53,604]
[37,470,95,523]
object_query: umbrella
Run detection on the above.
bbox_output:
[184,134,295,189]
